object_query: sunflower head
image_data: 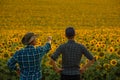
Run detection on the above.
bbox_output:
[107,47,114,53]
[115,48,119,52]
[98,52,105,58]
[116,38,120,43]
[58,58,62,64]
[12,38,19,42]
[96,65,102,70]
[116,50,120,57]
[110,59,117,66]
[92,48,97,52]
[80,63,84,68]
[7,41,12,45]
[94,55,99,60]
[95,43,100,48]
[103,63,110,70]
[3,53,9,58]
[101,44,106,48]
[10,52,14,57]
[15,47,21,51]
[45,61,52,67]
[0,43,3,48]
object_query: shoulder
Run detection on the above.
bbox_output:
[16,48,26,55]
[12,49,21,58]
[35,46,41,50]
[75,42,84,47]
[59,43,66,48]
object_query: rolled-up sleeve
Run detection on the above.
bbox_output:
[51,45,62,61]
[81,45,93,60]
[37,43,51,57]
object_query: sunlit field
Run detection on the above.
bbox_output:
[0,0,120,80]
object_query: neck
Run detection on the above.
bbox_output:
[68,38,74,40]
[28,44,35,46]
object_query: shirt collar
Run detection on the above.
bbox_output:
[25,45,35,48]
[67,40,75,43]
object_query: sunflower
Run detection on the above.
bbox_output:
[116,38,120,43]
[2,42,5,46]
[3,53,9,58]
[97,42,102,45]
[0,43,3,48]
[103,63,110,70]
[80,63,84,68]
[58,58,62,64]
[111,42,115,46]
[0,49,5,54]
[95,43,100,48]
[116,50,120,57]
[15,46,21,51]
[90,39,97,45]
[10,52,14,57]
[98,52,105,58]
[101,44,106,48]
[92,48,97,52]
[12,38,19,42]
[97,48,101,52]
[37,42,41,45]
[96,65,102,70]
[0,54,2,59]
[45,61,52,67]
[7,41,12,45]
[110,59,117,66]
[107,47,115,53]
[114,47,119,52]
[94,55,99,60]
[110,39,114,42]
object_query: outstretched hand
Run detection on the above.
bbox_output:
[47,36,52,44]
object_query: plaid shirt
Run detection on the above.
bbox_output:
[7,43,51,80]
[51,40,93,75]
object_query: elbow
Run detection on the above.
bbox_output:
[93,57,96,62]
[7,62,11,69]
[7,65,13,70]
[7,62,14,70]
[91,57,96,64]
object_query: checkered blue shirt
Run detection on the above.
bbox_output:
[51,40,93,75]
[7,43,51,80]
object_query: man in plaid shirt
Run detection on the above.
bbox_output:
[50,27,96,80]
[7,32,52,80]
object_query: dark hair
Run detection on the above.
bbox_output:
[65,27,75,39]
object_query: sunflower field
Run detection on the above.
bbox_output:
[0,0,120,80]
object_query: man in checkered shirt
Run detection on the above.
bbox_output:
[7,32,52,80]
[50,27,96,80]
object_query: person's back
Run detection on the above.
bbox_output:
[16,46,44,78]
[59,40,93,75]
[50,27,95,80]
[7,32,52,80]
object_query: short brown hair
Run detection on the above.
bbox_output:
[65,27,75,39]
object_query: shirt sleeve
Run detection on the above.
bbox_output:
[7,51,18,70]
[51,45,63,61]
[81,45,94,60]
[37,43,51,57]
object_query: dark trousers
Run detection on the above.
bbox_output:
[61,74,80,80]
